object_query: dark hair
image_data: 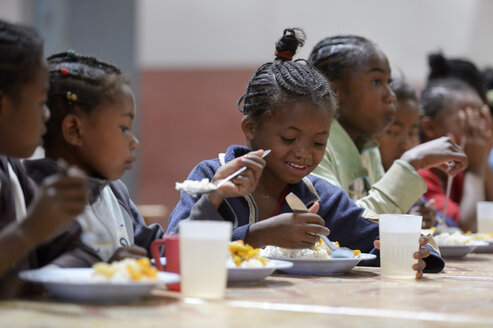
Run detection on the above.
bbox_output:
[420,78,475,118]
[45,51,129,150]
[0,19,44,101]
[390,78,417,103]
[427,52,485,102]
[308,35,375,81]
[237,28,336,124]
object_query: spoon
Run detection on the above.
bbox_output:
[176,149,271,196]
[436,162,454,234]
[284,192,355,258]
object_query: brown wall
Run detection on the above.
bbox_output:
[138,68,256,230]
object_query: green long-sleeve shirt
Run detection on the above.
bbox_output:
[312,120,426,216]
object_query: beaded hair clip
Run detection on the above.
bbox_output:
[66,91,78,102]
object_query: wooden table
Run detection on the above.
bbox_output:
[2,254,493,328]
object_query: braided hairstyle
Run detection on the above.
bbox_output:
[427,52,486,102]
[0,19,44,102]
[45,51,129,150]
[308,35,374,81]
[237,28,336,124]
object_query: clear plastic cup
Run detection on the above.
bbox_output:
[379,214,422,279]
[477,202,493,233]
[178,220,232,299]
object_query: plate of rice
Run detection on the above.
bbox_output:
[19,258,180,303]
[434,232,488,259]
[471,233,493,253]
[227,241,292,283]
[259,239,376,275]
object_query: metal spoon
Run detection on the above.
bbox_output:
[436,162,454,234]
[284,192,355,258]
[176,149,271,196]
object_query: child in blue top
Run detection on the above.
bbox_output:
[168,28,444,277]
[0,20,87,297]
[25,51,163,266]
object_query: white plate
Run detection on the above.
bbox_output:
[266,253,377,275]
[19,268,180,303]
[438,242,488,259]
[473,240,493,253]
[227,259,293,284]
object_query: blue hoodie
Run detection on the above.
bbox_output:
[168,145,445,272]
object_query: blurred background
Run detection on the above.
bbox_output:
[1,0,493,230]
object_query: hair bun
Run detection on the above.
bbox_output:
[428,52,449,77]
[275,28,305,61]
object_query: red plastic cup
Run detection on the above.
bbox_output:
[151,234,180,291]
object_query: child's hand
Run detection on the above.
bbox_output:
[108,245,147,263]
[246,202,330,248]
[20,172,87,246]
[409,199,437,229]
[207,149,266,209]
[374,236,430,279]
[400,136,467,176]
[460,106,492,174]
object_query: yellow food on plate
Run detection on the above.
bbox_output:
[91,258,158,283]
[228,240,270,268]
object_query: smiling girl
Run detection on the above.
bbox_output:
[168,29,444,277]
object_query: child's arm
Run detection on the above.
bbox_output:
[0,173,87,277]
[167,150,266,234]
[206,149,266,209]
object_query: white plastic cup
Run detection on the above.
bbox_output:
[178,220,232,299]
[477,202,493,233]
[379,214,422,279]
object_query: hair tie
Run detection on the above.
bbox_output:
[66,91,78,102]
[275,50,294,61]
[67,49,78,59]
[60,67,69,76]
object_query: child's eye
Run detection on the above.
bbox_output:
[281,136,295,143]
[386,129,399,137]
[388,78,393,85]
[372,78,382,86]
[314,141,326,147]
[120,126,130,133]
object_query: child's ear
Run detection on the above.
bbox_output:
[420,116,435,140]
[62,114,84,146]
[241,116,256,141]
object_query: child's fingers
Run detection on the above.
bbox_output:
[419,236,429,246]
[412,259,427,271]
[308,202,319,214]
[373,240,380,249]
[295,213,325,226]
[413,248,430,259]
[304,223,330,236]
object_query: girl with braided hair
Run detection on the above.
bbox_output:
[308,35,467,215]
[168,29,444,277]
[25,51,163,266]
[0,20,87,297]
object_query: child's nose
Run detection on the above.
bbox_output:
[130,134,140,149]
[384,86,397,105]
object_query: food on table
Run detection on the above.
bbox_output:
[434,231,479,245]
[175,178,216,195]
[91,258,158,283]
[260,238,361,259]
[227,240,271,268]
[468,232,493,241]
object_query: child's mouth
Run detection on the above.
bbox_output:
[285,161,309,176]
